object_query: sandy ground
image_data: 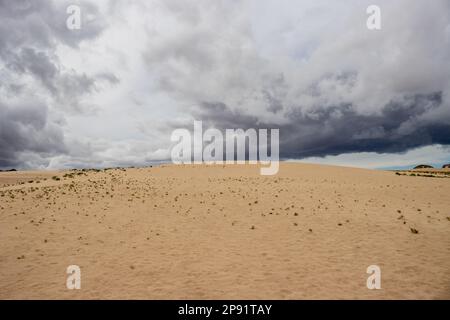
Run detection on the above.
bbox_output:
[0,163,449,299]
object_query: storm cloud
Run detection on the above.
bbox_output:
[0,0,117,168]
[194,92,450,159]
[0,101,66,167]
[143,0,450,162]
[0,0,449,169]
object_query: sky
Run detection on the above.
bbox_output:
[1,0,449,170]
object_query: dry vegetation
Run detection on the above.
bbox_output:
[395,168,450,178]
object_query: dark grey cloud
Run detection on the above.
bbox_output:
[0,101,66,168]
[143,0,450,162]
[194,91,450,159]
[0,0,117,168]
[0,0,114,109]
[0,0,106,50]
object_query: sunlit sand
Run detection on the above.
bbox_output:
[1,163,449,299]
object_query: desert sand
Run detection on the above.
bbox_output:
[0,163,449,299]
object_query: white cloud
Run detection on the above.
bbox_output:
[292,144,450,169]
[1,0,449,169]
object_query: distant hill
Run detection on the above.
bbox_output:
[413,164,434,169]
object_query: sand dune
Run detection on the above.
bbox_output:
[0,163,449,299]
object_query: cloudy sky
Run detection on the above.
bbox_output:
[1,0,449,170]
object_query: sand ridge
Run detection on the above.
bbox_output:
[0,163,449,299]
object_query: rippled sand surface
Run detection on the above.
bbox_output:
[1,163,449,299]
